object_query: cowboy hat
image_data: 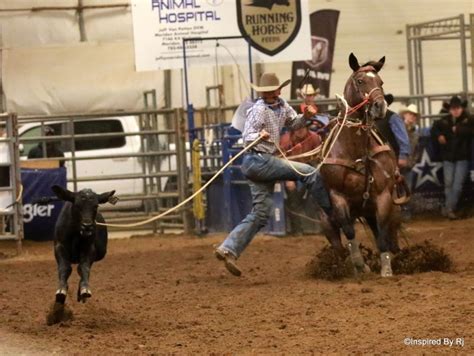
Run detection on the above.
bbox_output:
[301,83,319,96]
[448,95,467,109]
[384,94,394,106]
[250,72,291,92]
[399,104,419,117]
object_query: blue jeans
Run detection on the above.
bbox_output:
[443,160,469,213]
[219,152,331,257]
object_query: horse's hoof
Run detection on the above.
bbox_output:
[78,287,92,303]
[347,241,365,269]
[55,288,67,304]
[362,263,371,273]
[380,252,393,277]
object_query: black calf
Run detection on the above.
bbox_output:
[51,185,115,304]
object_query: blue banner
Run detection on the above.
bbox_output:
[408,132,474,213]
[21,167,67,241]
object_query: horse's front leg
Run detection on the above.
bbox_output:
[375,188,396,277]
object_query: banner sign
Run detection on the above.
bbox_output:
[131,0,311,70]
[21,167,66,241]
[290,9,340,99]
[408,134,474,213]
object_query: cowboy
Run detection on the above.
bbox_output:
[431,96,474,219]
[214,73,332,276]
[298,83,319,115]
[399,104,422,175]
[399,104,422,220]
[280,118,322,235]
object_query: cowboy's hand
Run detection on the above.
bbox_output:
[303,105,316,119]
[398,158,408,168]
[260,129,270,140]
[438,135,447,145]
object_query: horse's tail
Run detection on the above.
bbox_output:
[392,173,411,205]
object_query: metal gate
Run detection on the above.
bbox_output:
[0,113,23,253]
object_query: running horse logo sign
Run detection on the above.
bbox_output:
[236,0,302,56]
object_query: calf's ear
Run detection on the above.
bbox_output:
[51,185,75,202]
[98,190,116,204]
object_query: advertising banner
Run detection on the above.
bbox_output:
[21,167,66,241]
[131,0,311,70]
[290,9,340,99]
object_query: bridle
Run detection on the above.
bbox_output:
[346,67,384,117]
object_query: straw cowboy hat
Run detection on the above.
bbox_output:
[400,104,420,117]
[250,72,291,92]
[301,83,320,96]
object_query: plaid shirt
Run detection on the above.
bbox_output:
[243,98,304,154]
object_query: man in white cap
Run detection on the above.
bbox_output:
[298,83,319,115]
[400,104,422,174]
[214,72,332,276]
[399,104,422,220]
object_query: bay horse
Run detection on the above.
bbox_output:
[319,53,408,277]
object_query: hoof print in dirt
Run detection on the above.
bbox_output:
[46,302,74,326]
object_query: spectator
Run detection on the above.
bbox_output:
[27,126,65,167]
[430,96,474,219]
[399,104,422,220]
[375,94,411,169]
[399,104,422,183]
[298,84,319,115]
[310,114,330,140]
[280,119,322,235]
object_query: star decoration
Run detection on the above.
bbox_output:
[412,149,443,189]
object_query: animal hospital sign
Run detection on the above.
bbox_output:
[131,0,311,70]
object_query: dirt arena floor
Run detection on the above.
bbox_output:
[0,217,473,355]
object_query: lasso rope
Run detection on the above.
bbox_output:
[97,93,354,228]
[273,93,351,176]
[97,134,264,228]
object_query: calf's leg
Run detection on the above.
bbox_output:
[77,245,95,302]
[54,243,72,304]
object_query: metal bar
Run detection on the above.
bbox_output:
[470,14,474,108]
[77,0,87,42]
[406,15,462,30]
[248,40,254,100]
[18,108,174,120]
[459,14,468,95]
[406,24,414,95]
[408,29,465,40]
[18,129,176,142]
[0,3,129,12]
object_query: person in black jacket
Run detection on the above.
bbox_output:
[431,96,474,219]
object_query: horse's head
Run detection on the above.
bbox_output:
[344,53,387,119]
